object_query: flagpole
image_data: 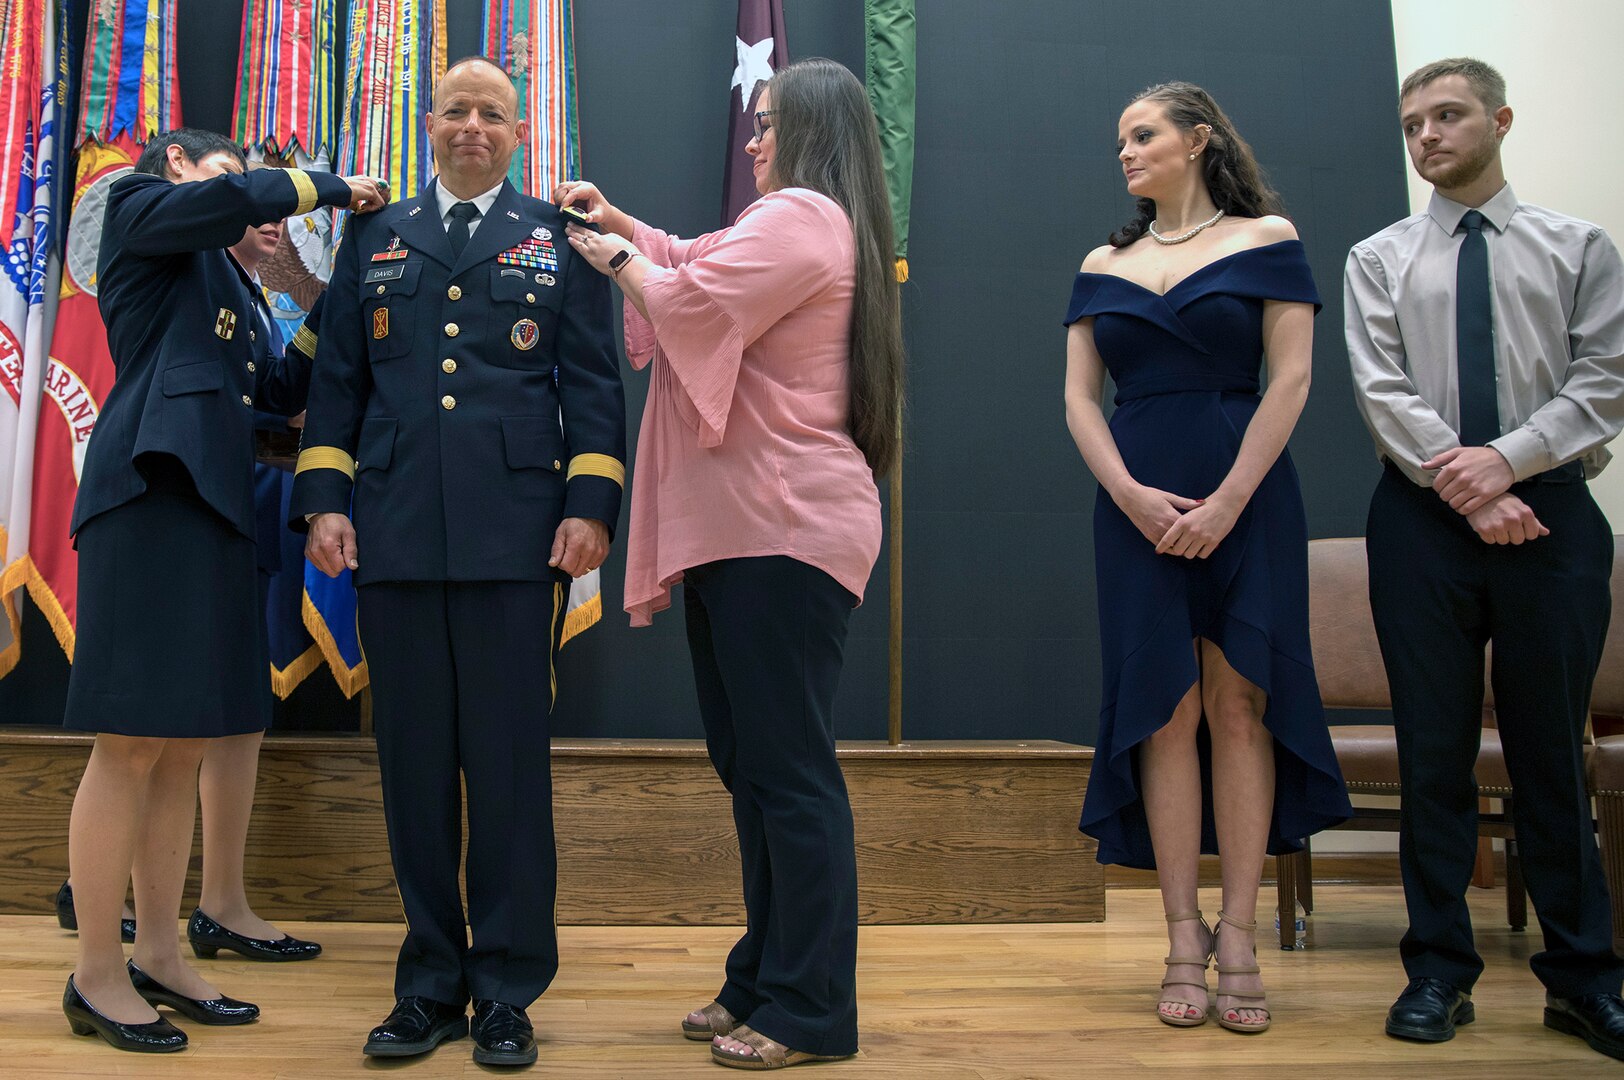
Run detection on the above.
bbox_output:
[888,412,902,745]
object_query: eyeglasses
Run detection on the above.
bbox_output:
[751,110,776,141]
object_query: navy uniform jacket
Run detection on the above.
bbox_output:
[289,178,626,585]
[73,168,354,540]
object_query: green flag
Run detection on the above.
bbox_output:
[864,0,915,282]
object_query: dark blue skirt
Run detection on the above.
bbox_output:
[63,459,271,738]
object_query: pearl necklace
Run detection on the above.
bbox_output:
[1149,208,1225,245]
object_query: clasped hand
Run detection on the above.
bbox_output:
[1424,446,1513,514]
[1115,483,1240,560]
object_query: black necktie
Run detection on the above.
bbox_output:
[446,201,480,260]
[1455,209,1500,446]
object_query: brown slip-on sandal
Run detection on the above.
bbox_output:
[710,1024,854,1070]
[681,1000,742,1041]
[1158,910,1212,1027]
[1213,909,1271,1033]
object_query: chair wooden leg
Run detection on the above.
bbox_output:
[1299,839,1314,914]
[1276,852,1299,950]
[1596,791,1624,956]
[1471,797,1497,888]
[1504,797,1527,932]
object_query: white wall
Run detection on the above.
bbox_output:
[1391,0,1624,526]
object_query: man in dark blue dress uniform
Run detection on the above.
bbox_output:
[291,57,626,1067]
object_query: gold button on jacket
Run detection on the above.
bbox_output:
[447,285,462,300]
[444,322,460,337]
[442,358,457,373]
[441,394,457,410]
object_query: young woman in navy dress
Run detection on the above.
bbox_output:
[1062,83,1350,1033]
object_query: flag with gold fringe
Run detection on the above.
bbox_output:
[482,0,599,643]
[0,0,61,678]
[480,0,579,199]
[18,0,179,665]
[307,0,448,694]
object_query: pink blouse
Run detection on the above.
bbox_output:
[622,187,882,626]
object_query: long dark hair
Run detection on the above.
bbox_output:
[1109,82,1284,248]
[766,58,904,478]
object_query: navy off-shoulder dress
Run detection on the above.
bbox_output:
[1063,240,1351,870]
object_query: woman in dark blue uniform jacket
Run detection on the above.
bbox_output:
[59,129,384,1054]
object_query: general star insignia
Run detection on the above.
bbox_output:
[732,36,775,111]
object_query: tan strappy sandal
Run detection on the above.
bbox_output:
[1213,909,1271,1033]
[710,1024,854,1070]
[1158,910,1212,1027]
[680,1000,741,1041]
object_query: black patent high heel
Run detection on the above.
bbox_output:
[62,976,188,1053]
[55,881,137,943]
[126,961,260,1025]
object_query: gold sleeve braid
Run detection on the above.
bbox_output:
[287,169,319,215]
[566,453,625,487]
[294,446,356,479]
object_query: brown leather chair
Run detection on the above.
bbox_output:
[1274,536,1624,952]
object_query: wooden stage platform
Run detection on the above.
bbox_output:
[0,886,1607,1078]
[0,731,1101,925]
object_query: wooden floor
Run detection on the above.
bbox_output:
[0,886,1610,1078]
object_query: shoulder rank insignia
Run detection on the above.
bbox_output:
[511,318,539,351]
[373,308,389,340]
[215,308,237,340]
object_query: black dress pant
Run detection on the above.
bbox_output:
[1368,465,1622,997]
[683,556,860,1056]
[358,579,567,1008]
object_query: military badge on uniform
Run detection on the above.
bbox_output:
[215,308,237,340]
[511,318,540,351]
[533,227,551,241]
[497,236,559,272]
[372,235,409,262]
[373,308,389,340]
[535,273,555,286]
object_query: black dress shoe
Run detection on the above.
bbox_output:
[62,976,187,1053]
[1386,976,1475,1042]
[188,908,322,962]
[1546,992,1624,1061]
[472,1000,538,1066]
[55,881,136,944]
[127,961,260,1025]
[363,996,469,1058]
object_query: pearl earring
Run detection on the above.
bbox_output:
[1189,153,1197,160]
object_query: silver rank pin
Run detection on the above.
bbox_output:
[533,227,551,241]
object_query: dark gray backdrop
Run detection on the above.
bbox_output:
[1,0,1407,744]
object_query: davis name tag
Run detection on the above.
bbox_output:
[365,263,406,283]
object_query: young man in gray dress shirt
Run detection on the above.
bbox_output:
[1345,57,1624,1058]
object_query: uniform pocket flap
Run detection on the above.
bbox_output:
[161,360,225,397]
[500,416,563,471]
[357,417,398,472]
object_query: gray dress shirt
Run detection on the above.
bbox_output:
[1344,184,1624,486]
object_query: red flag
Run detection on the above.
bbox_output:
[721,0,787,226]
[24,137,135,657]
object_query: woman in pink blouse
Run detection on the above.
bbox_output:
[560,58,903,1071]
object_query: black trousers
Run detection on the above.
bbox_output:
[1368,465,1622,996]
[683,556,860,1057]
[358,579,566,1008]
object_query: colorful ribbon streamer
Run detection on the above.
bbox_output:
[337,0,447,202]
[77,0,181,145]
[233,0,337,159]
[481,0,580,199]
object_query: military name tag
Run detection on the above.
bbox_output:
[365,263,406,283]
[511,318,539,351]
[373,308,389,339]
[214,308,237,340]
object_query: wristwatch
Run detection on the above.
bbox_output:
[608,249,638,277]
